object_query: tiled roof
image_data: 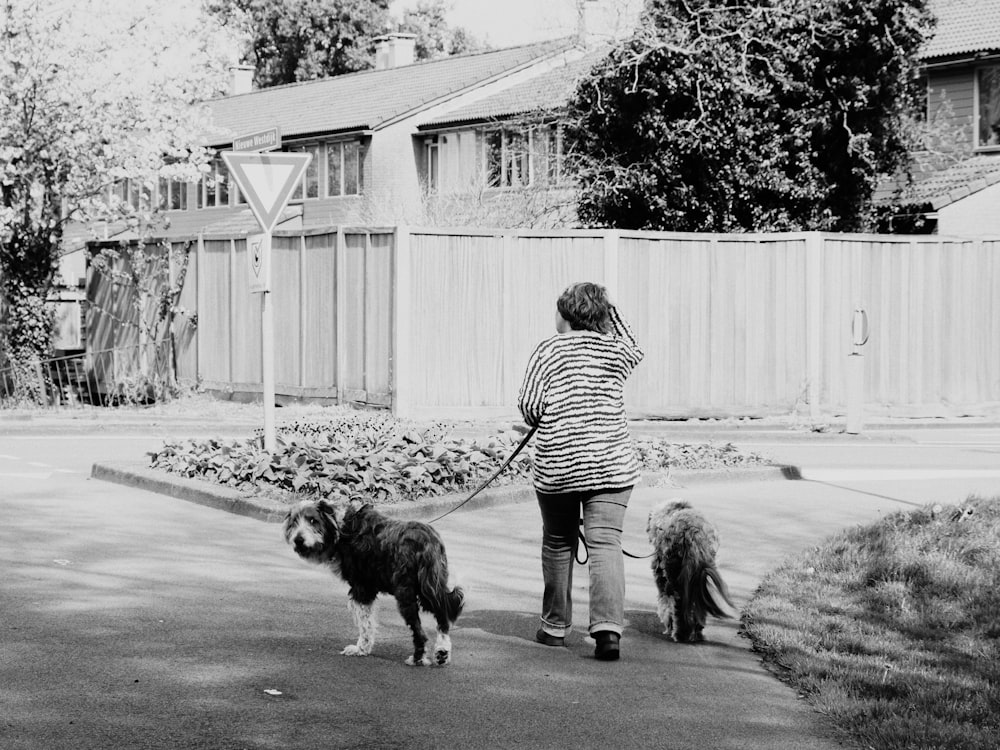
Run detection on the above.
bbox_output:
[419,49,607,128]
[874,155,1000,209]
[923,0,1000,59]
[204,39,573,146]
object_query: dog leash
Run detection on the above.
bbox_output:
[427,426,537,524]
[576,525,654,564]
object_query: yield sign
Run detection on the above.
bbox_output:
[222,151,312,234]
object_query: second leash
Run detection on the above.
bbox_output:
[576,524,654,564]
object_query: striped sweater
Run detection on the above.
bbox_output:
[518,305,644,494]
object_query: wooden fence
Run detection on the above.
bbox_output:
[88,227,1000,420]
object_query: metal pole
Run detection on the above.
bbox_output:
[845,353,864,434]
[261,230,276,453]
[845,308,869,435]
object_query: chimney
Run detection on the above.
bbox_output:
[374,33,417,70]
[229,64,254,95]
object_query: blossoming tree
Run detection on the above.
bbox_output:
[0,0,240,399]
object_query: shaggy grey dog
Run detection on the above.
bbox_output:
[283,499,464,666]
[647,499,735,642]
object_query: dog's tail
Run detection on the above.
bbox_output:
[681,554,736,626]
[443,585,465,623]
[699,565,736,620]
[419,556,465,624]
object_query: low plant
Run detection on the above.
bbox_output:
[147,412,770,505]
[634,438,767,472]
[149,413,533,504]
[742,496,1000,750]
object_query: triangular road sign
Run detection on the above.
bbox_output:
[222,151,312,234]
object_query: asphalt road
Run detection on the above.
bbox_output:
[3,419,1000,750]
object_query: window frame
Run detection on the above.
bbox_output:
[482,123,566,190]
[975,63,1000,151]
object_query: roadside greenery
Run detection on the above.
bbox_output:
[742,496,1000,750]
[147,411,768,504]
[565,0,934,232]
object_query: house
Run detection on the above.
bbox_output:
[877,0,1000,235]
[133,34,596,237]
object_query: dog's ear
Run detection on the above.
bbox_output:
[316,499,341,530]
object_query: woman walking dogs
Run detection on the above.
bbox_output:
[518,282,644,661]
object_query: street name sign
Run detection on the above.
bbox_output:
[232,127,281,153]
[221,151,312,234]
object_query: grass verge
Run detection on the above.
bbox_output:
[742,495,1000,750]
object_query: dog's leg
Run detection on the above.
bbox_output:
[396,589,430,666]
[428,595,457,666]
[431,631,452,666]
[342,598,377,656]
[656,594,672,636]
[671,597,690,643]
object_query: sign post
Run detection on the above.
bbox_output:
[222,148,311,452]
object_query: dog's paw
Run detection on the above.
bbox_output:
[433,633,452,666]
[405,654,431,666]
[341,645,370,656]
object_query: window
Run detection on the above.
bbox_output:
[110,178,149,211]
[158,177,189,211]
[425,138,440,192]
[291,144,320,200]
[198,157,229,209]
[977,65,1000,149]
[326,140,363,197]
[484,125,565,188]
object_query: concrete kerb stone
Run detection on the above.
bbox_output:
[91,461,796,523]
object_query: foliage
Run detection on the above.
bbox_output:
[148,413,533,504]
[206,0,392,86]
[208,0,482,87]
[0,0,239,387]
[88,239,196,398]
[399,0,486,61]
[0,279,53,403]
[148,411,769,504]
[743,496,1000,750]
[634,438,767,472]
[565,0,935,233]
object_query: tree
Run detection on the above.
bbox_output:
[399,0,486,61]
[207,0,393,86]
[0,0,238,400]
[209,0,486,87]
[564,0,935,232]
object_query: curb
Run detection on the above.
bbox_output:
[91,461,796,523]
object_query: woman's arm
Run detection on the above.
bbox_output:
[608,304,644,366]
[518,343,549,427]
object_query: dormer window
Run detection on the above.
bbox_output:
[976,64,1000,149]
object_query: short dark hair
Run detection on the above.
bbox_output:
[557,282,611,333]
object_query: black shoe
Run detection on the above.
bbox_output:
[536,628,565,647]
[594,631,620,661]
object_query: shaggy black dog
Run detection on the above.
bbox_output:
[283,499,465,666]
[647,499,736,643]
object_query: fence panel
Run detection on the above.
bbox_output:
[97,226,998,419]
[197,239,233,386]
[302,232,337,391]
[816,237,1000,412]
[618,234,809,417]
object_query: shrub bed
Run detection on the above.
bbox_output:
[147,412,768,505]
